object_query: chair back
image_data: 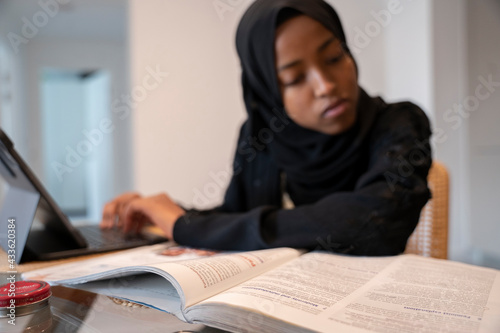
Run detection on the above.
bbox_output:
[405,161,449,259]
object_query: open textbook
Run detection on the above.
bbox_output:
[24,243,500,333]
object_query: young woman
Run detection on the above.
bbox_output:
[100,0,432,256]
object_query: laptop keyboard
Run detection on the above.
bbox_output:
[78,225,149,249]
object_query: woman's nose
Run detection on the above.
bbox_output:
[312,69,336,98]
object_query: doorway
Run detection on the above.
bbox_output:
[40,68,113,223]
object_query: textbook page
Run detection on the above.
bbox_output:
[151,247,302,308]
[186,252,395,331]
[319,254,500,333]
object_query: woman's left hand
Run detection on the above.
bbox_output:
[119,193,186,239]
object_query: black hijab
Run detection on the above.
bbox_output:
[236,0,384,205]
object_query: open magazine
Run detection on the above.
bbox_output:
[24,243,500,333]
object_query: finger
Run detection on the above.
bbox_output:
[117,193,141,227]
[122,199,150,234]
[101,192,141,229]
[132,212,149,234]
[100,201,119,229]
[116,202,126,228]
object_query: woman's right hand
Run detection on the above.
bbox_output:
[99,191,185,239]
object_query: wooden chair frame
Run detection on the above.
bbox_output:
[405,162,449,259]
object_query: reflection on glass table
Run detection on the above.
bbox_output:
[1,285,225,333]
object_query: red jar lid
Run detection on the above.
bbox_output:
[0,280,51,308]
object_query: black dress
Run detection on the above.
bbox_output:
[173,95,432,256]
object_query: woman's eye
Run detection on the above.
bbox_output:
[327,52,345,64]
[283,75,304,87]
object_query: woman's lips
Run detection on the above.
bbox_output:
[322,100,348,119]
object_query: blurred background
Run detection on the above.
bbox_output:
[0,0,498,268]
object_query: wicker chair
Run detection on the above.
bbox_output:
[405,161,449,259]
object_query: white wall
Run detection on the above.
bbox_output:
[0,5,26,148]
[430,0,470,263]
[385,0,433,116]
[467,0,500,267]
[129,0,247,208]
[0,41,12,130]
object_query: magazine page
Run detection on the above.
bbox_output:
[24,244,302,310]
[73,273,187,318]
[23,242,213,283]
[320,254,500,333]
[186,252,395,332]
[75,247,304,320]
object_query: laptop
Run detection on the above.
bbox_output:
[0,128,167,264]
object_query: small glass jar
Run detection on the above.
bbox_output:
[0,280,53,332]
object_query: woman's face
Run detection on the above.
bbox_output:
[275,15,359,135]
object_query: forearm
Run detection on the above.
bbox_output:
[173,180,429,255]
